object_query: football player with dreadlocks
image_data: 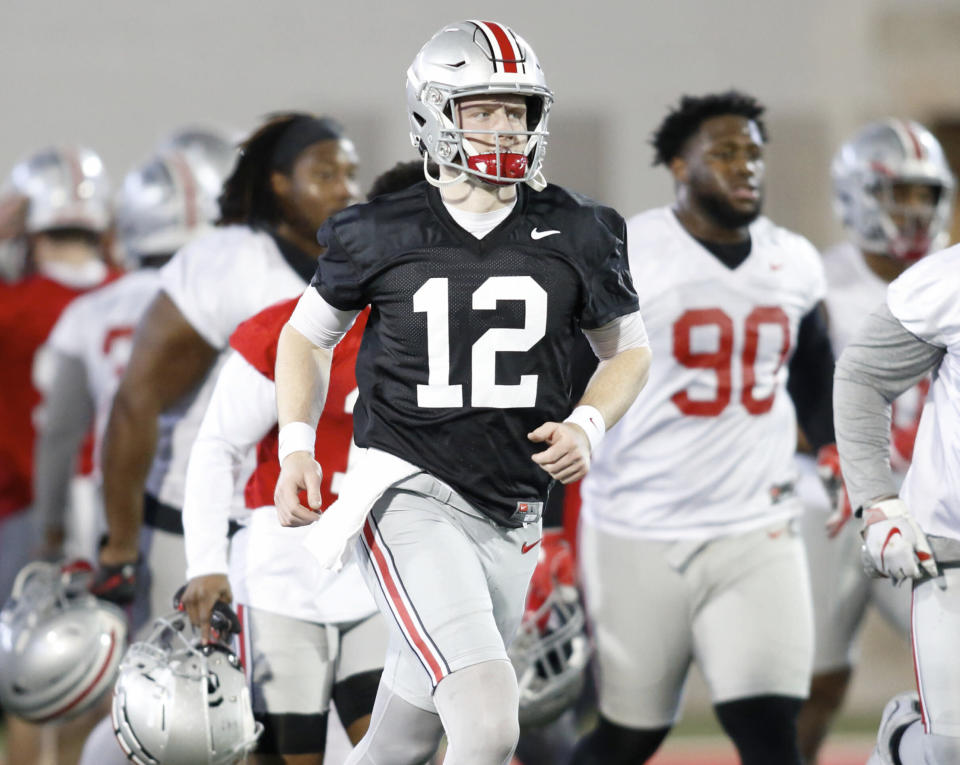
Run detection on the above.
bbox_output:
[92,113,359,618]
[274,20,651,765]
[573,91,837,765]
[795,120,955,763]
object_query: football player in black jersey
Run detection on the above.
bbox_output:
[275,21,652,764]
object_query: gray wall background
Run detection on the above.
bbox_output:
[2,0,959,250]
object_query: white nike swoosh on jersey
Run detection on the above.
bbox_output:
[531,228,561,240]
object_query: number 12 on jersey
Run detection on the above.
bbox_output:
[413,276,547,409]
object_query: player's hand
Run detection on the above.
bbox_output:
[274,451,323,526]
[528,421,590,484]
[90,558,139,605]
[861,498,938,584]
[816,444,853,537]
[179,574,233,645]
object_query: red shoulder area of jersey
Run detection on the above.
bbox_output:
[229,298,299,380]
[0,271,119,518]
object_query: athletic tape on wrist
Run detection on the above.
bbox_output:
[563,405,606,454]
[278,421,315,466]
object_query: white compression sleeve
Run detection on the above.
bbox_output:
[288,287,360,350]
[582,312,649,361]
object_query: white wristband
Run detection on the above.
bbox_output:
[278,421,316,466]
[563,405,606,454]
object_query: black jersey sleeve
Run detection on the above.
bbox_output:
[788,301,836,450]
[310,220,367,311]
[579,207,639,330]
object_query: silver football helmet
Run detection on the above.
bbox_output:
[406,20,553,190]
[114,147,225,267]
[832,119,956,261]
[0,560,127,722]
[158,127,238,194]
[112,608,261,765]
[9,145,112,234]
[508,532,590,728]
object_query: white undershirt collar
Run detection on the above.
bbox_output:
[442,198,516,239]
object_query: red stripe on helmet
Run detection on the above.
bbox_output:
[481,21,518,73]
[168,152,199,229]
[35,628,118,722]
[65,147,85,203]
[900,121,925,160]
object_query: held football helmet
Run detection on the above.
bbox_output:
[406,20,553,190]
[114,147,225,267]
[0,560,127,722]
[832,119,956,261]
[508,531,590,728]
[9,145,112,233]
[112,605,261,765]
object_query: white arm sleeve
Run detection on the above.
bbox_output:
[582,311,650,361]
[288,287,360,350]
[183,351,277,579]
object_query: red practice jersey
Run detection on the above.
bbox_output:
[228,298,369,511]
[0,271,118,518]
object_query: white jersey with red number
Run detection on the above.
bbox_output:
[146,225,312,510]
[46,269,162,474]
[886,244,960,541]
[582,206,825,539]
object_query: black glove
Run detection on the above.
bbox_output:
[90,560,138,605]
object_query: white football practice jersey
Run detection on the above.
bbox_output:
[146,225,311,510]
[798,243,928,498]
[46,269,162,474]
[583,207,825,539]
[887,244,960,541]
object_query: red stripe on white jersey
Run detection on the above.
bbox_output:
[361,516,449,686]
[474,20,519,73]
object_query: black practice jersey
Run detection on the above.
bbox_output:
[310,181,638,526]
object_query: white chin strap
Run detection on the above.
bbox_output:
[423,153,466,188]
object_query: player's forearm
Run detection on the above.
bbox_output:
[100,383,159,560]
[276,322,332,430]
[577,346,652,429]
[33,352,94,536]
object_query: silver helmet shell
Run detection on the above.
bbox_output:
[508,532,590,728]
[832,119,956,260]
[114,148,225,267]
[158,127,238,195]
[112,610,261,765]
[406,20,553,190]
[9,146,112,234]
[0,560,127,722]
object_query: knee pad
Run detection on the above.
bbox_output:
[715,695,803,765]
[436,661,520,765]
[569,716,670,765]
